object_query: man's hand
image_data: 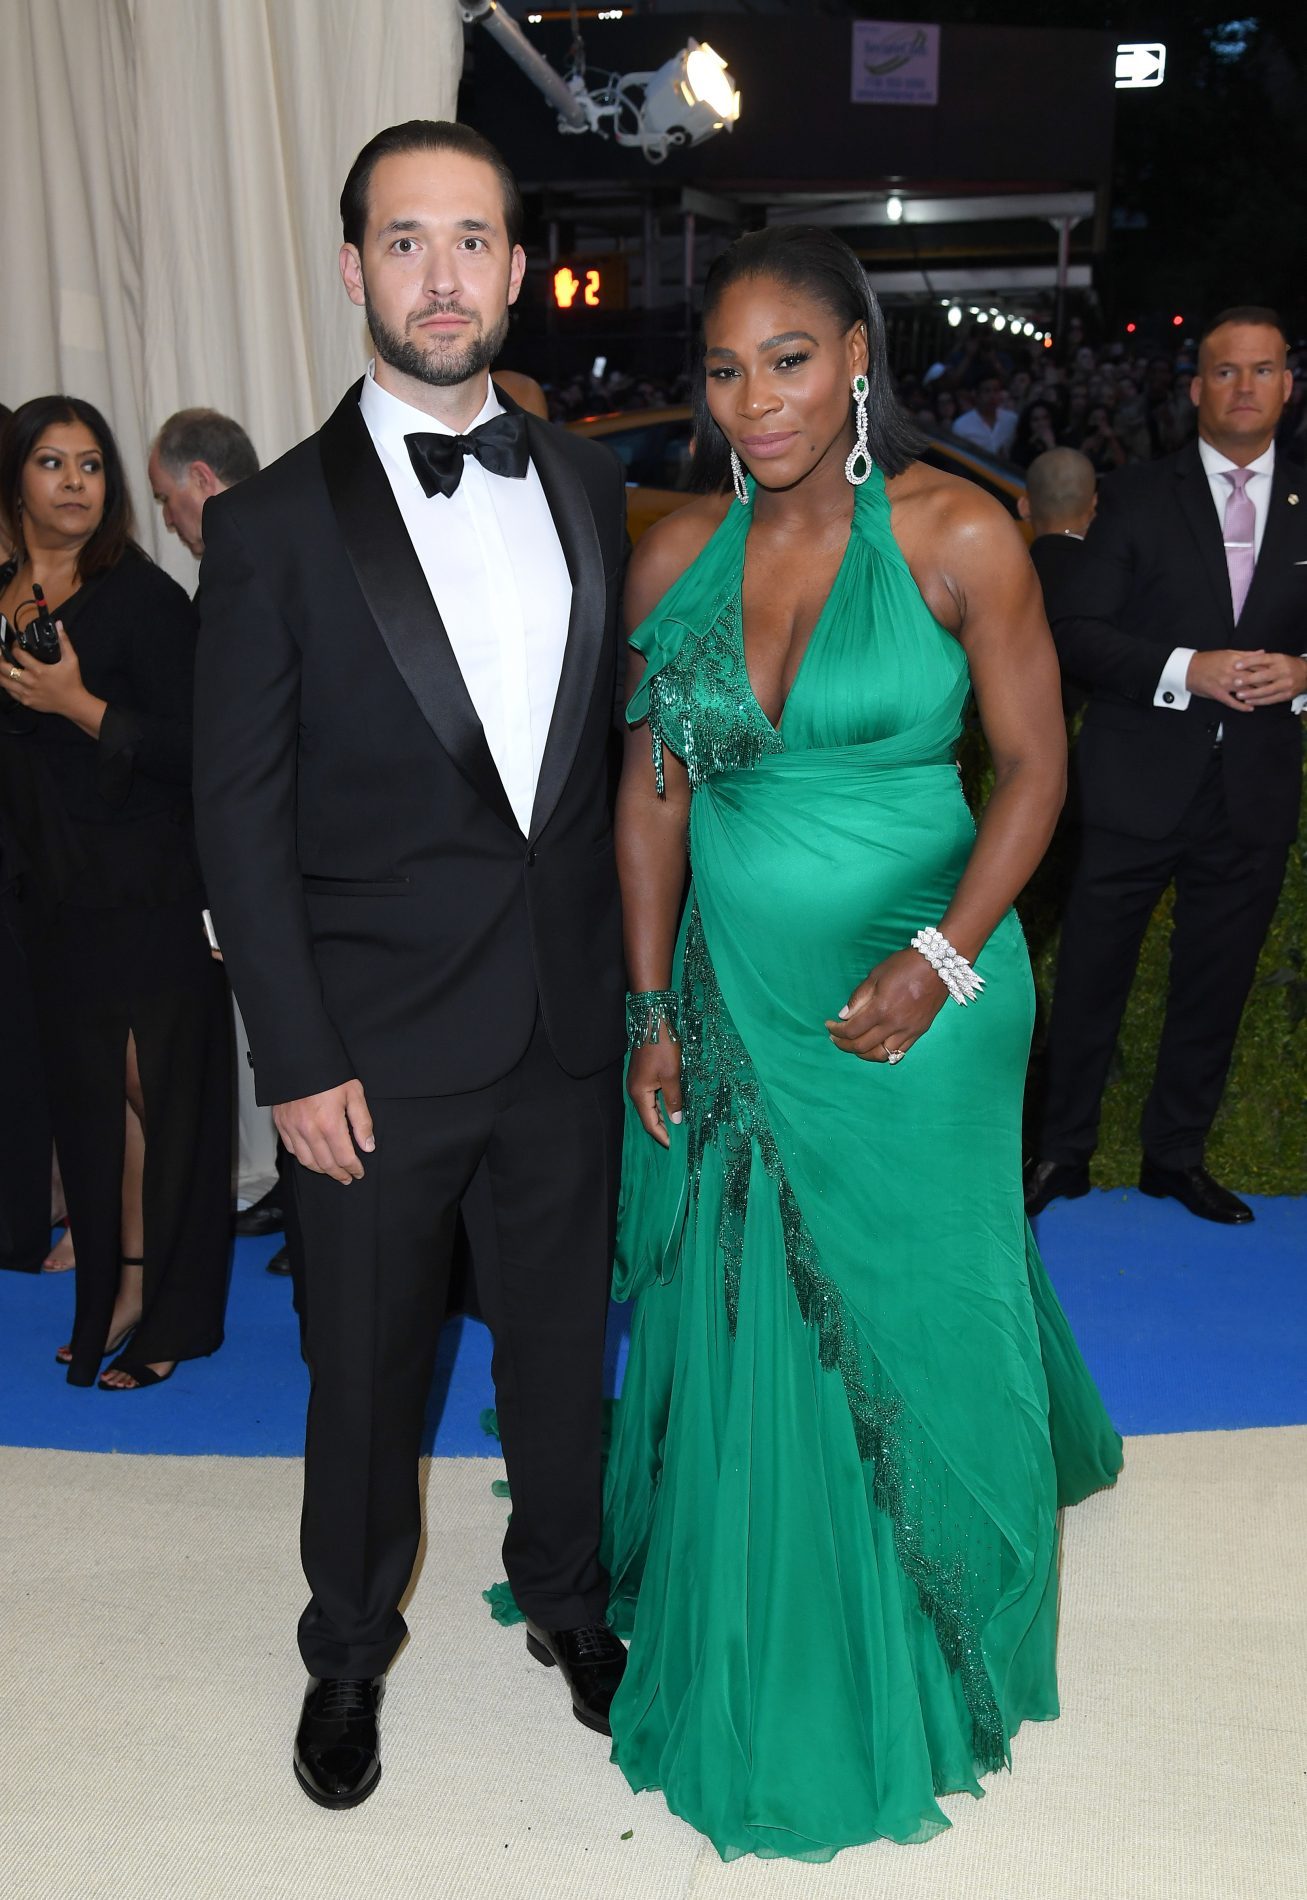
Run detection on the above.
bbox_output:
[1228,651,1307,708]
[274,1079,375,1183]
[1185,648,1261,712]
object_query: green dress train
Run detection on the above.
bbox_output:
[599,468,1123,1860]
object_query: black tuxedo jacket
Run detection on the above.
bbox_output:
[193,382,629,1105]
[1048,441,1307,844]
[1029,532,1089,718]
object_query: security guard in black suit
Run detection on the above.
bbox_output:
[1026,308,1306,1225]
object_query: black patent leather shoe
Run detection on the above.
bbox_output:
[293,1676,385,1808]
[1138,1160,1253,1225]
[265,1243,291,1276]
[525,1619,627,1735]
[234,1185,285,1238]
[1023,1157,1091,1217]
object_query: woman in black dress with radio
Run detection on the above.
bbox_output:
[0,396,230,1388]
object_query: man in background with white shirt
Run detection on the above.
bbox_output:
[952,373,1018,459]
[1025,308,1306,1225]
[194,122,630,1806]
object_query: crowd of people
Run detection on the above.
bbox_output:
[544,315,1307,476]
[900,315,1307,470]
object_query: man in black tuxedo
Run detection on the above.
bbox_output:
[1026,308,1306,1225]
[193,122,630,1807]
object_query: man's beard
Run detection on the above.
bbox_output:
[365,286,510,389]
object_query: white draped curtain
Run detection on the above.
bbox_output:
[2,0,463,581]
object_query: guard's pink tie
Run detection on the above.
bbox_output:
[1222,467,1256,621]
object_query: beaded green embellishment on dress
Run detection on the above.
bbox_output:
[677,898,1007,1776]
[644,592,783,795]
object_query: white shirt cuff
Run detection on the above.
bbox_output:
[1292,655,1307,716]
[1154,648,1195,710]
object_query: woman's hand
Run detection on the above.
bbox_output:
[824,948,947,1063]
[628,1036,684,1147]
[2,623,104,733]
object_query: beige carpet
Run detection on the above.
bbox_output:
[2,1429,1304,1900]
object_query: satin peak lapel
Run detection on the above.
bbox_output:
[318,384,520,836]
[1173,444,1236,629]
[524,415,607,842]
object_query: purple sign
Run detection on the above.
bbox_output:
[852,21,941,106]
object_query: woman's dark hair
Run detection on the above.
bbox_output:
[0,395,138,578]
[340,120,524,252]
[690,225,923,494]
[1012,396,1062,469]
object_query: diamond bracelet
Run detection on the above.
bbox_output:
[626,989,681,1053]
[910,927,985,1007]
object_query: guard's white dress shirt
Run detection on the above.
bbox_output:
[1153,440,1305,716]
[359,365,573,834]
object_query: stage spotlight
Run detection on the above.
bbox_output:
[886,195,904,223]
[459,3,741,164]
[1022,321,1035,337]
[947,305,963,328]
[976,311,989,323]
[993,315,1007,332]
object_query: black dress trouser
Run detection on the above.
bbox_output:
[293,1013,623,1681]
[1038,753,1288,1170]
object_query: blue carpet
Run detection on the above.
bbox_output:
[1,1193,1302,1456]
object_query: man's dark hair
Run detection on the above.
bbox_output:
[690,225,922,495]
[1200,306,1289,350]
[0,394,138,578]
[155,408,259,487]
[340,120,524,252]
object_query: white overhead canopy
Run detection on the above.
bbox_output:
[766,190,1097,228]
[865,264,1094,296]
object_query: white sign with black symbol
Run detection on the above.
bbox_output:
[1115,42,1167,90]
[851,22,940,107]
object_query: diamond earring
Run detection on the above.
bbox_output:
[730,448,749,506]
[844,374,871,486]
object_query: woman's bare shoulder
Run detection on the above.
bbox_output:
[887,459,1023,551]
[626,495,732,619]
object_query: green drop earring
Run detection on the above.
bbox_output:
[844,374,871,486]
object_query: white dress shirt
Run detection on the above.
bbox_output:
[359,364,573,834]
[1153,439,1305,716]
[953,405,1017,459]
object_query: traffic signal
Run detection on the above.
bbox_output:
[550,258,628,311]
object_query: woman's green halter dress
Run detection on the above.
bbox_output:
[600,468,1122,1860]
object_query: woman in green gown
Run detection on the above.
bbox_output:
[604,228,1123,1860]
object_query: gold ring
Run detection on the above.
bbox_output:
[7,667,19,681]
[885,1047,906,1064]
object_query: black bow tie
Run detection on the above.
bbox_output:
[404,413,529,499]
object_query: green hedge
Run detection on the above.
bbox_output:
[960,725,1307,1195]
